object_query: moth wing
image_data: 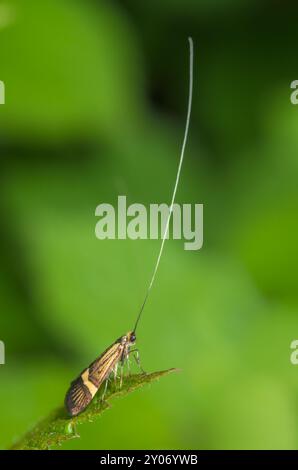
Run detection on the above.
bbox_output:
[65,375,92,417]
[65,343,122,416]
[88,342,122,387]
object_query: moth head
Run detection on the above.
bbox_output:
[127,331,136,344]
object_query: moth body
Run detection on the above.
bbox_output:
[65,331,136,416]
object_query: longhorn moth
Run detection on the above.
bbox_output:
[65,37,194,417]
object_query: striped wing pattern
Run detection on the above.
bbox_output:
[65,341,123,416]
[88,343,123,387]
[65,376,92,417]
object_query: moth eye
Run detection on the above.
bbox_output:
[131,333,136,342]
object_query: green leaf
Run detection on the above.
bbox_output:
[10,369,177,450]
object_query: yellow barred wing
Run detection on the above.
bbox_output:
[88,342,123,386]
[65,376,92,417]
[65,342,123,417]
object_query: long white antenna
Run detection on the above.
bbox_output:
[133,37,194,332]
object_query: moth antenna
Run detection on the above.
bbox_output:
[133,37,194,333]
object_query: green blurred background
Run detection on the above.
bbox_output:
[1,0,298,450]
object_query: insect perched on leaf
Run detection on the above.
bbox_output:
[65,37,194,417]
[65,332,139,416]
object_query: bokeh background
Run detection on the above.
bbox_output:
[1,0,298,450]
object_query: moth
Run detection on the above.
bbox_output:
[65,331,139,416]
[65,37,194,417]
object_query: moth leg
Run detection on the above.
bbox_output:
[129,348,146,374]
[119,363,124,389]
[113,362,119,386]
[126,353,131,376]
[101,377,109,402]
